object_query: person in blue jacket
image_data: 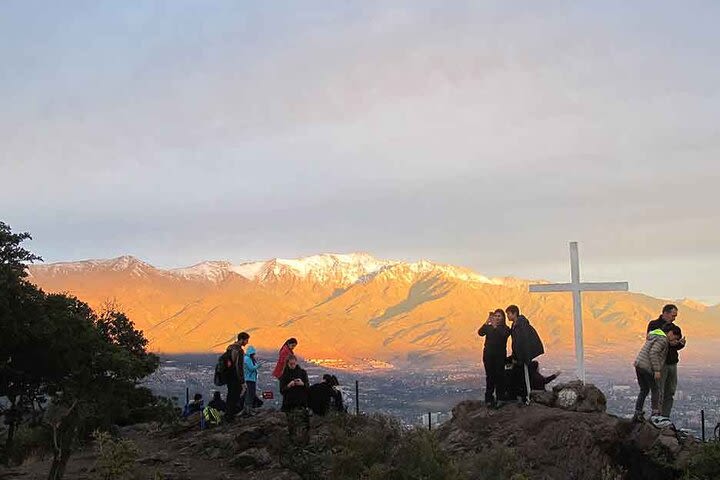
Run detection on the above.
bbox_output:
[243,346,259,416]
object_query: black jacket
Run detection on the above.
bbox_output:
[478,323,511,359]
[646,317,685,365]
[308,382,344,415]
[279,366,309,411]
[529,362,557,390]
[510,315,544,364]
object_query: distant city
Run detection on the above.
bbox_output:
[144,353,719,438]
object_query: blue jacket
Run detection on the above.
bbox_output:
[244,346,258,382]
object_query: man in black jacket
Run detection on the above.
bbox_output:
[478,309,511,407]
[225,332,250,421]
[646,304,686,418]
[506,305,544,403]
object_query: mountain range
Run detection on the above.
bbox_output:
[27,253,720,370]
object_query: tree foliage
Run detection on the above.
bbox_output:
[0,221,161,480]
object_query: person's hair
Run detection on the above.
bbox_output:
[284,337,298,347]
[193,393,202,401]
[285,354,298,368]
[665,324,682,337]
[323,374,339,386]
[493,308,507,326]
[662,304,678,314]
[505,305,520,316]
[238,332,250,341]
[212,391,222,401]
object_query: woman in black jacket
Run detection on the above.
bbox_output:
[279,355,310,442]
[478,309,511,407]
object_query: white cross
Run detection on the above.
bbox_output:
[529,242,628,384]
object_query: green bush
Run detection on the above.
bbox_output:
[92,430,139,480]
[277,413,463,480]
[459,445,529,480]
[685,441,720,480]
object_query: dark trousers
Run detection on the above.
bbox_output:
[635,367,660,414]
[483,355,506,404]
[244,381,257,412]
[226,377,241,418]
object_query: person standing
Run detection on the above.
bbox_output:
[243,345,259,416]
[633,324,683,422]
[478,309,511,407]
[646,304,686,418]
[279,355,310,443]
[225,332,250,421]
[506,305,544,404]
[273,338,298,380]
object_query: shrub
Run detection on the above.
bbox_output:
[92,430,139,480]
[459,445,529,480]
[685,441,720,480]
[277,413,463,480]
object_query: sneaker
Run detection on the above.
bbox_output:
[650,415,673,429]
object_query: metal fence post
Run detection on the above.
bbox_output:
[355,380,359,415]
[428,412,432,431]
[701,409,705,442]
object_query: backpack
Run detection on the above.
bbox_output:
[213,348,235,386]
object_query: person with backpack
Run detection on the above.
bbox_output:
[633,324,683,424]
[506,305,544,404]
[243,346,259,416]
[646,304,686,419]
[273,338,298,380]
[222,332,250,421]
[279,355,310,442]
[478,309,511,408]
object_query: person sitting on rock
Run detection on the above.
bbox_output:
[183,393,203,416]
[309,374,345,415]
[208,391,226,412]
[529,361,561,391]
[279,355,310,443]
[203,391,226,426]
[633,324,682,423]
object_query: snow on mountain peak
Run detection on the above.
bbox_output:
[31,253,505,287]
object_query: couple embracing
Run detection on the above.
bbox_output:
[478,305,545,407]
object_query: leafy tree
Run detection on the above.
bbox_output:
[0,222,44,456]
[0,221,161,480]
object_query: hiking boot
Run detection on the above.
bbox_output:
[632,411,645,423]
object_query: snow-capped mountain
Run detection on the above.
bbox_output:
[26,252,720,367]
[32,252,507,287]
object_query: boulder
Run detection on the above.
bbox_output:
[529,381,607,412]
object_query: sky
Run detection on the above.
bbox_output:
[1,1,719,304]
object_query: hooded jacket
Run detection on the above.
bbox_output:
[510,315,544,364]
[634,329,669,374]
[646,317,685,365]
[244,346,258,382]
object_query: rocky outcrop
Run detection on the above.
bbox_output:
[436,400,699,480]
[531,381,608,413]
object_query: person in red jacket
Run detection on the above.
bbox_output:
[272,338,298,380]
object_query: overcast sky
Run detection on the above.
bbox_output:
[2,1,719,304]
